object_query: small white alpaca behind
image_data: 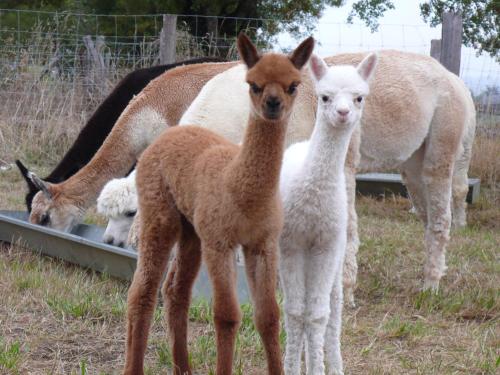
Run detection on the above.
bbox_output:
[279,53,377,375]
[97,171,137,248]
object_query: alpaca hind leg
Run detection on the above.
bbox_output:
[278,242,306,375]
[304,247,338,375]
[343,131,360,308]
[401,144,428,224]
[243,241,284,375]
[124,193,181,375]
[204,245,242,375]
[451,119,475,228]
[324,267,344,375]
[162,218,202,375]
[421,119,460,291]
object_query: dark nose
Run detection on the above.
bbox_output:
[104,237,114,245]
[266,96,281,111]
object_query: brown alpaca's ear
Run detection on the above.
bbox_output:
[237,33,260,69]
[289,37,315,70]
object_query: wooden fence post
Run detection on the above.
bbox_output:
[430,39,441,62]
[160,14,177,64]
[440,11,462,75]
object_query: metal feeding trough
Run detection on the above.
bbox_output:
[0,210,250,303]
[356,173,480,203]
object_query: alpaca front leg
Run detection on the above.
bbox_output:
[324,269,344,375]
[204,246,242,375]
[243,242,284,375]
[278,243,306,375]
[304,248,337,375]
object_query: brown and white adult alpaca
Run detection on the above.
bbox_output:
[27,60,238,231]
[124,34,314,375]
[177,51,477,302]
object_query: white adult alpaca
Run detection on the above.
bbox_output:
[97,171,137,248]
[280,53,377,375]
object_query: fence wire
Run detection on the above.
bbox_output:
[0,8,498,140]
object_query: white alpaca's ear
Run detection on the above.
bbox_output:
[309,54,328,82]
[357,52,378,82]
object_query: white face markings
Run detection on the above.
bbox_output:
[309,53,378,128]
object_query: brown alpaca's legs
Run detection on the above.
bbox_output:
[204,246,242,375]
[401,143,428,224]
[124,192,181,375]
[163,219,202,375]
[243,243,283,375]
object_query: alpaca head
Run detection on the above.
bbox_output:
[309,53,378,130]
[16,160,82,231]
[237,33,314,122]
[97,172,137,248]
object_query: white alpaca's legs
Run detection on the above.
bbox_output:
[401,144,428,224]
[452,113,476,228]
[324,269,344,375]
[280,244,306,375]
[421,120,457,290]
[303,247,337,375]
[343,134,360,307]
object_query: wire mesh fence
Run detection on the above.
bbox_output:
[0,8,498,164]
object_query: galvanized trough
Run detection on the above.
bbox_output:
[0,210,251,303]
[355,173,480,203]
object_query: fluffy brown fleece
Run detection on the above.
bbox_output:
[123,34,314,375]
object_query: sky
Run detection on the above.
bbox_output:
[276,0,499,94]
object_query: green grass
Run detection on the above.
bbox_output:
[0,338,22,373]
[0,147,499,373]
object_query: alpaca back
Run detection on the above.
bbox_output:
[179,64,316,146]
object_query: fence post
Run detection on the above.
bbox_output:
[440,11,462,75]
[430,39,441,62]
[160,14,177,64]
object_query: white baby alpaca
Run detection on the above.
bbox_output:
[279,53,377,375]
[97,171,137,248]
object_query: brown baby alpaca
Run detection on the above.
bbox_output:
[123,34,314,375]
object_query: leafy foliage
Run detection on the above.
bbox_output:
[348,0,499,59]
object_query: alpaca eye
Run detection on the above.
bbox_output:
[322,95,329,103]
[287,83,297,95]
[40,212,50,226]
[356,96,363,103]
[250,83,262,94]
[125,211,137,218]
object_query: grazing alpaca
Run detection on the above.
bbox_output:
[124,34,314,375]
[164,51,477,300]
[26,50,475,297]
[27,60,238,232]
[16,57,224,212]
[97,171,137,248]
[280,53,377,375]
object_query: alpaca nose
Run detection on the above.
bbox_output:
[104,236,114,245]
[266,96,281,110]
[337,108,350,116]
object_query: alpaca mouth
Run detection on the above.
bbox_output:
[263,109,282,120]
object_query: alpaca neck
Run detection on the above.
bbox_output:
[302,111,356,185]
[60,148,136,208]
[228,112,287,204]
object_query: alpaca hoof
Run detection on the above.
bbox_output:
[344,287,356,308]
